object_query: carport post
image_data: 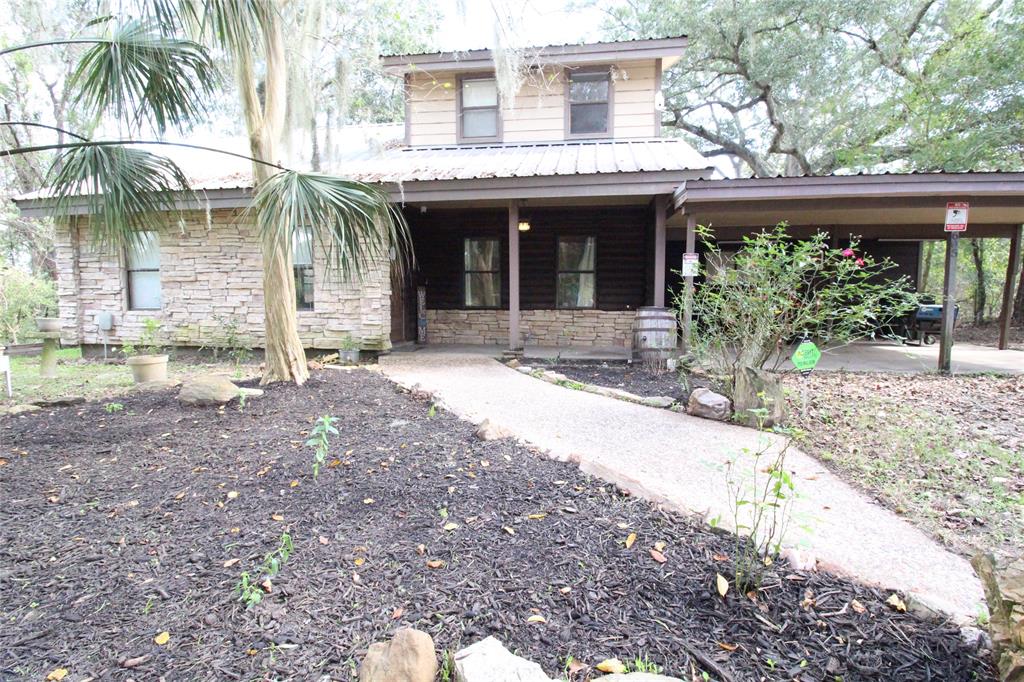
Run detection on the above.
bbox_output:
[508,200,521,351]
[653,196,667,307]
[681,213,697,353]
[998,225,1023,350]
[938,231,959,373]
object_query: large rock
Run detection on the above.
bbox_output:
[731,366,786,427]
[358,628,437,682]
[686,387,732,421]
[177,375,242,406]
[475,419,514,441]
[972,553,1024,681]
[454,637,554,682]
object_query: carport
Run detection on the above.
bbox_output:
[671,172,1024,372]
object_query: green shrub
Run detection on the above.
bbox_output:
[0,258,56,344]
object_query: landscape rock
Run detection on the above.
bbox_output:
[358,627,437,682]
[3,403,41,415]
[506,358,521,369]
[238,387,263,399]
[515,366,534,374]
[30,396,85,407]
[640,396,676,409]
[686,388,732,420]
[454,636,554,682]
[475,419,514,441]
[135,379,182,391]
[732,366,786,427]
[177,375,243,406]
[972,553,1024,681]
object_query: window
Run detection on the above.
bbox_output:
[567,69,611,136]
[459,77,499,141]
[464,238,501,308]
[294,231,314,310]
[127,231,161,310]
[556,236,596,308]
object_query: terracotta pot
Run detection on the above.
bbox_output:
[338,349,360,365]
[126,354,169,383]
[36,317,60,333]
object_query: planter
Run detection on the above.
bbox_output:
[126,354,170,383]
[35,317,60,333]
[338,349,360,365]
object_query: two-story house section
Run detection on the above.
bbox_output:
[346,37,716,349]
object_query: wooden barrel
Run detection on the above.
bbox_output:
[632,307,678,364]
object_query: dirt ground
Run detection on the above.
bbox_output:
[0,369,990,681]
[783,372,1024,563]
[956,321,1024,350]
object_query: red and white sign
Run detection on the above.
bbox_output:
[681,252,699,277]
[945,202,969,232]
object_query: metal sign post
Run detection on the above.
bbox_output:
[790,338,821,414]
[939,202,968,374]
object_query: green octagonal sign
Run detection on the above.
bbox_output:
[791,339,821,374]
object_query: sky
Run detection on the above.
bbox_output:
[432,0,608,50]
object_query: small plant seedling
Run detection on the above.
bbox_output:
[104,402,124,413]
[427,403,437,418]
[234,532,294,609]
[306,415,338,479]
[628,655,661,674]
[439,651,454,682]
[237,393,247,411]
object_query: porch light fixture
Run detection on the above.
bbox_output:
[517,218,531,232]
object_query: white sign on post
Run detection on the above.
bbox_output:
[681,252,699,277]
[945,202,969,232]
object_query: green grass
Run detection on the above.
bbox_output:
[2,347,257,406]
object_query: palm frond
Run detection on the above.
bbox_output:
[70,19,216,134]
[253,171,413,279]
[145,0,274,54]
[48,144,192,252]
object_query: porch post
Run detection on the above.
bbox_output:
[938,231,959,374]
[653,196,668,307]
[681,213,697,354]
[508,200,521,351]
[998,225,1023,350]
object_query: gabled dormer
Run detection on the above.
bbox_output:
[381,37,686,146]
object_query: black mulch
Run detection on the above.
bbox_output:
[0,370,992,681]
[544,363,714,403]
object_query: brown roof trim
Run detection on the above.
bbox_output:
[675,172,1024,210]
[15,170,708,217]
[381,37,688,75]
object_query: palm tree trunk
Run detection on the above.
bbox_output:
[236,9,309,385]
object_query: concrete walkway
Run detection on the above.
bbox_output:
[379,350,984,622]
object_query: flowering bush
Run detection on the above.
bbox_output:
[678,223,918,377]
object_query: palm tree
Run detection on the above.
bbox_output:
[1,2,410,385]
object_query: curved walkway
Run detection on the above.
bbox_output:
[379,350,984,623]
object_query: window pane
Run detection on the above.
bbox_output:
[557,273,595,308]
[129,271,161,310]
[465,273,501,307]
[569,73,609,103]
[462,109,497,138]
[295,265,314,310]
[464,238,500,271]
[558,237,595,271]
[128,231,159,269]
[293,230,313,266]
[570,102,609,134]
[462,78,497,107]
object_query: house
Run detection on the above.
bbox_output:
[13,36,1024,366]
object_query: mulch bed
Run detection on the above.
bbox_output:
[0,369,992,681]
[543,363,713,403]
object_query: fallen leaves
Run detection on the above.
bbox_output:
[223,558,240,568]
[426,559,445,569]
[526,614,547,624]
[502,526,516,536]
[649,549,666,564]
[443,522,460,531]
[527,512,547,520]
[851,599,866,614]
[595,658,627,674]
[45,668,68,681]
[226,491,239,500]
[716,573,730,597]
[718,641,739,652]
[153,631,170,646]
[886,594,907,612]
[270,514,284,522]
[625,532,637,549]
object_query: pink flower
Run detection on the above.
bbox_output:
[855,258,865,267]
[841,248,855,257]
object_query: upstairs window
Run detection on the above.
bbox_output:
[459,77,499,141]
[464,237,501,308]
[127,231,161,310]
[294,231,314,310]
[567,69,611,137]
[556,236,596,308]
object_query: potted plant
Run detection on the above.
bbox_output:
[338,335,360,365]
[123,318,169,383]
[35,304,59,333]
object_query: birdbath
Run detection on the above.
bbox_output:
[39,331,61,379]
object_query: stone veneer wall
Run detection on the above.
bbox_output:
[55,209,391,350]
[425,309,636,347]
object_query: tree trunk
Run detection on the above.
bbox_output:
[920,241,935,292]
[235,9,309,385]
[1015,245,1024,325]
[971,239,986,325]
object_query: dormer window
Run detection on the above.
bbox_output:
[458,76,500,142]
[567,68,612,137]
